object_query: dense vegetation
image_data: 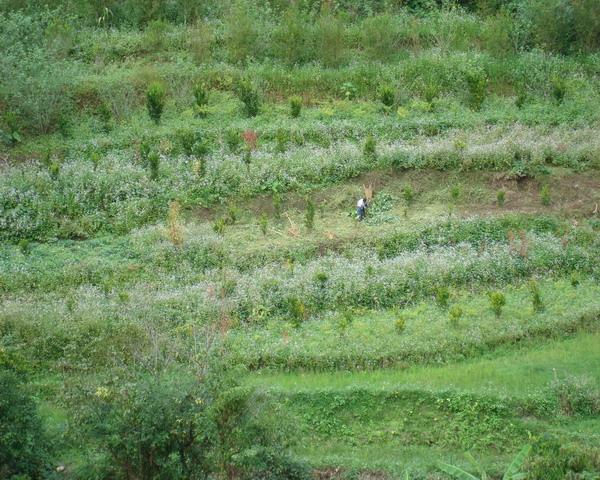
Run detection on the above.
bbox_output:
[1,1,599,479]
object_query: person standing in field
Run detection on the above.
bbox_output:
[356,196,368,221]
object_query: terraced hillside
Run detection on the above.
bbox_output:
[2,1,600,479]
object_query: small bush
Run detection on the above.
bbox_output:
[363,135,376,159]
[288,297,307,327]
[259,214,268,236]
[193,82,209,117]
[18,238,31,255]
[236,79,260,117]
[465,69,488,111]
[275,128,289,153]
[528,279,544,312]
[488,290,506,317]
[225,206,239,226]
[449,305,463,325]
[304,198,315,231]
[148,151,160,180]
[98,102,113,133]
[224,129,242,153]
[337,310,353,333]
[379,85,395,108]
[289,96,302,118]
[401,185,415,206]
[434,286,450,308]
[213,218,226,236]
[570,272,581,287]
[497,190,506,207]
[540,184,551,206]
[146,82,166,124]
[450,184,461,202]
[167,200,183,247]
[394,316,407,333]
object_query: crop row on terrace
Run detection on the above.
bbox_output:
[3,124,600,241]
[225,278,600,371]
[0,212,579,294]
[2,230,597,372]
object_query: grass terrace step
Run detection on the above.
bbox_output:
[226,279,600,371]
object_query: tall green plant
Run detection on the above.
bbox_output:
[146,82,165,124]
[438,445,531,480]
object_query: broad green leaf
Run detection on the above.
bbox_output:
[438,462,480,480]
[503,445,531,480]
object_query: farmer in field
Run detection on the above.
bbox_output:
[356,196,368,221]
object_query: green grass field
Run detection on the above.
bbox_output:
[2,2,600,479]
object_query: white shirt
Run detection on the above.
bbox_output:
[357,198,366,208]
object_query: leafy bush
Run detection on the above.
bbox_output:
[289,96,302,118]
[528,279,544,312]
[402,185,415,206]
[236,79,260,117]
[146,81,166,124]
[394,315,407,333]
[488,290,506,317]
[449,305,463,325]
[193,82,209,117]
[379,84,396,108]
[540,184,551,206]
[259,214,268,236]
[148,150,160,179]
[497,190,505,207]
[465,68,488,111]
[364,135,377,159]
[434,286,450,308]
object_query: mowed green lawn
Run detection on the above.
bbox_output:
[247,331,600,397]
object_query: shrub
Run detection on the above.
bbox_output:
[224,129,242,153]
[193,82,209,117]
[236,79,260,117]
[18,238,31,255]
[259,214,268,236]
[401,185,415,206]
[394,316,407,333]
[363,135,377,159]
[337,310,353,333]
[144,19,169,51]
[98,101,113,133]
[146,82,165,124]
[275,128,289,153]
[449,305,463,325]
[528,279,544,312]
[288,297,307,327]
[465,68,488,111]
[497,190,505,207]
[570,272,581,287]
[434,286,450,308]
[379,84,395,108]
[188,22,214,64]
[225,206,239,225]
[49,160,60,180]
[488,290,506,317]
[289,96,302,118]
[304,198,315,231]
[540,184,551,206]
[213,218,226,236]
[148,150,160,179]
[0,369,50,479]
[167,200,183,247]
[139,137,152,163]
[450,184,461,202]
